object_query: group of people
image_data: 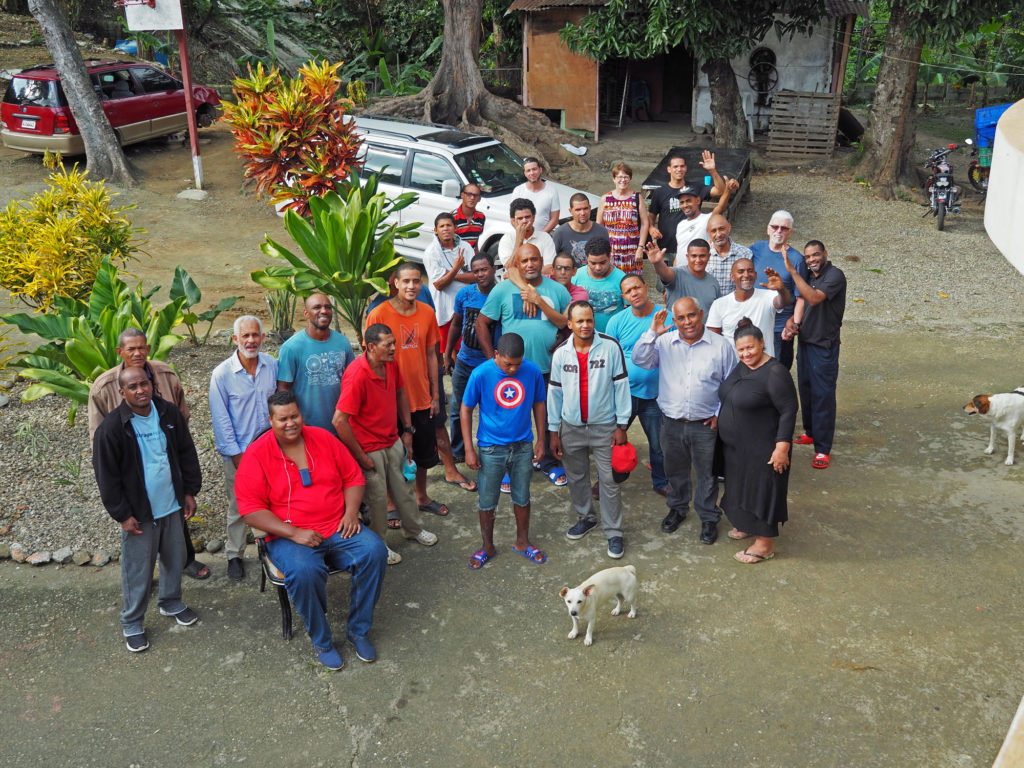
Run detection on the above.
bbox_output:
[87,150,847,670]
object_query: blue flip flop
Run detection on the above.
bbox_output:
[513,545,546,564]
[546,468,568,487]
[500,474,511,494]
[468,549,496,569]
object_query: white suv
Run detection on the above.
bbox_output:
[351,115,597,261]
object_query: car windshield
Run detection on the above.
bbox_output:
[453,143,524,196]
[4,77,62,108]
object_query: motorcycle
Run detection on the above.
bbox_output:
[922,143,962,231]
[964,138,990,193]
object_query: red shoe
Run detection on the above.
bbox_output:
[812,453,830,469]
[793,434,814,445]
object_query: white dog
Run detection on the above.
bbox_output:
[559,565,637,646]
[963,388,1024,466]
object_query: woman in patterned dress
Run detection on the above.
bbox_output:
[596,161,650,276]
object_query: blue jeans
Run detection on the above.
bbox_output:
[797,341,840,454]
[661,416,720,524]
[629,396,666,490]
[449,358,475,458]
[266,529,387,651]
[477,441,533,510]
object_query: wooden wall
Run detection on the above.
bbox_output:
[522,8,599,136]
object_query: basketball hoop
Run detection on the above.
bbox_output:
[114,0,155,7]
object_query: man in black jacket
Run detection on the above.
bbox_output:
[92,366,203,653]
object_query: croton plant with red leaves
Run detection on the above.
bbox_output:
[221,60,363,217]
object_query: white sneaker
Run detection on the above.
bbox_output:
[386,547,402,565]
[412,530,438,547]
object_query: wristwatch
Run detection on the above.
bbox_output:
[402,425,416,435]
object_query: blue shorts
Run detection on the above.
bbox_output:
[476,441,533,511]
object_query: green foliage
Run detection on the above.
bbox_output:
[221,60,364,217]
[15,423,50,458]
[265,289,298,341]
[235,19,281,72]
[52,455,87,499]
[1,259,185,425]
[0,154,142,312]
[0,326,25,398]
[169,266,240,346]
[252,172,417,343]
[560,0,826,64]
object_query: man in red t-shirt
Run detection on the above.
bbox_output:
[333,323,438,567]
[235,391,387,671]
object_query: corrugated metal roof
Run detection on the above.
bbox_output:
[509,0,606,11]
[824,0,870,18]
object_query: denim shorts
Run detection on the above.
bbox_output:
[477,441,533,510]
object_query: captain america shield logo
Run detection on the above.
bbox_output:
[493,377,525,409]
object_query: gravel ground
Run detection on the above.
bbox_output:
[1,165,1022,558]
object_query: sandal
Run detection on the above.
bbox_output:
[513,545,546,564]
[386,517,401,530]
[468,549,495,569]
[727,529,751,540]
[812,453,830,469]
[734,548,774,564]
[793,434,814,445]
[418,500,450,517]
[546,468,568,487]
[183,560,211,580]
[500,474,511,494]
[445,478,478,492]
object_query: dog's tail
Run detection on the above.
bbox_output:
[624,564,636,575]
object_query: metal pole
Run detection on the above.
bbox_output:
[174,28,203,190]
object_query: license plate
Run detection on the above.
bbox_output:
[19,118,36,130]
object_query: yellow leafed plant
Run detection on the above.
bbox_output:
[0,153,143,312]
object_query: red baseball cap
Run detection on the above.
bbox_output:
[611,442,638,483]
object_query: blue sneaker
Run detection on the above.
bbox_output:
[315,645,345,671]
[566,517,597,540]
[607,536,624,559]
[347,634,377,663]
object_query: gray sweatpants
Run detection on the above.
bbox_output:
[120,509,187,636]
[559,422,623,539]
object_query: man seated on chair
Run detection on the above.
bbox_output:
[234,390,388,671]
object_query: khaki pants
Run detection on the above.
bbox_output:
[222,458,248,559]
[362,438,424,540]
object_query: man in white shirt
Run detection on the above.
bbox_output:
[422,212,475,350]
[707,258,790,358]
[512,156,559,233]
[497,198,556,276]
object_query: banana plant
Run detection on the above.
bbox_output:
[252,173,417,344]
[1,258,185,424]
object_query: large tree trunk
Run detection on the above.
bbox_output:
[702,58,748,147]
[372,0,582,169]
[858,0,921,200]
[27,0,136,186]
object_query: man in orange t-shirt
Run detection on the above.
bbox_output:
[366,263,451,517]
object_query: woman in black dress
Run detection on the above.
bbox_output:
[717,318,798,563]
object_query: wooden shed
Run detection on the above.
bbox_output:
[509,0,868,142]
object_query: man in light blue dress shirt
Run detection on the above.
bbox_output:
[632,297,737,545]
[209,316,278,580]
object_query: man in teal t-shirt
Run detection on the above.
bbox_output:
[476,244,570,483]
[606,273,672,495]
[572,237,625,332]
[277,293,354,434]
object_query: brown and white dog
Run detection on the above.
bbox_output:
[963,387,1024,465]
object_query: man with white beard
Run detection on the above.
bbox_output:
[209,315,278,580]
[749,210,806,370]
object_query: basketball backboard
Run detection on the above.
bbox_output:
[123,0,183,31]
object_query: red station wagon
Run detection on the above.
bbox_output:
[1,59,221,155]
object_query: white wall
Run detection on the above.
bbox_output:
[692,18,836,132]
[983,100,1024,273]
